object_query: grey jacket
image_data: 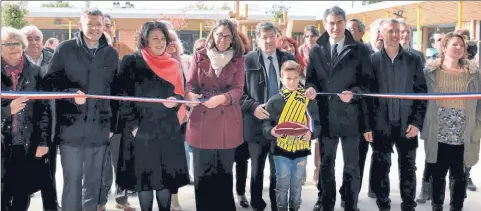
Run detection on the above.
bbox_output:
[421,59,481,167]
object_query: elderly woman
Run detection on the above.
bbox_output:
[421,32,481,211]
[1,27,50,211]
[116,21,190,211]
[184,19,245,211]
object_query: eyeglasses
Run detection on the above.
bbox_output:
[215,33,232,41]
[1,42,22,47]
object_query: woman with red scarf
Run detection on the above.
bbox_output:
[116,21,189,211]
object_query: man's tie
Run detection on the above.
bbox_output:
[267,56,278,97]
[331,43,339,62]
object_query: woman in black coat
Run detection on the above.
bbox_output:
[1,27,51,211]
[115,21,189,211]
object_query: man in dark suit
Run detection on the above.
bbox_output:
[241,21,297,211]
[367,18,427,211]
[305,6,374,211]
[399,21,426,65]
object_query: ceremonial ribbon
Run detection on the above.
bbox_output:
[3,91,481,102]
[0,91,206,104]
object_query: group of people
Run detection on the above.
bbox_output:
[1,4,480,211]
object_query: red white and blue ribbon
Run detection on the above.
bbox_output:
[316,92,481,100]
[0,91,205,104]
[3,91,481,103]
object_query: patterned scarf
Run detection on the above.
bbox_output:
[276,85,312,153]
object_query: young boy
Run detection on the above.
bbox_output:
[262,60,321,211]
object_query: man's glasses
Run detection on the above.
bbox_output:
[1,42,22,47]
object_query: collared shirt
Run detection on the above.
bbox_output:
[25,53,43,66]
[329,36,345,56]
[262,51,280,87]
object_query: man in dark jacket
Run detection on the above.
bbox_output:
[21,25,59,211]
[367,18,427,211]
[399,21,426,65]
[240,21,297,211]
[305,6,373,211]
[41,8,119,211]
[43,38,59,54]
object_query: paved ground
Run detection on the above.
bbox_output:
[29,139,481,211]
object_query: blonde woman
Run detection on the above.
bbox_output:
[422,32,481,211]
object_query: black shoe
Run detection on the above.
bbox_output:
[313,200,322,211]
[44,206,61,211]
[467,178,477,191]
[237,195,249,208]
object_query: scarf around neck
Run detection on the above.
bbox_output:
[141,48,186,123]
[206,48,234,77]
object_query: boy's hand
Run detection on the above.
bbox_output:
[302,131,311,141]
[271,128,281,138]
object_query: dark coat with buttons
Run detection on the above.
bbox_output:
[185,48,246,149]
[305,30,374,137]
[41,32,119,147]
[1,55,51,195]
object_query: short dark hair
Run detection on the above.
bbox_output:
[205,19,245,57]
[304,25,320,37]
[348,18,366,33]
[430,31,444,43]
[323,6,346,22]
[136,21,171,50]
[255,21,278,38]
[455,29,471,40]
[103,13,113,24]
[281,60,302,76]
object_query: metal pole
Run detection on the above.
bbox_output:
[417,6,421,50]
[199,22,203,38]
[69,20,72,40]
[458,1,463,29]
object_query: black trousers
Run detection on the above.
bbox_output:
[339,136,374,201]
[40,144,59,209]
[370,131,417,211]
[248,142,277,211]
[319,136,360,211]
[430,142,466,210]
[191,147,236,211]
[235,142,249,196]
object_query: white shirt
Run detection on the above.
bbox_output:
[329,36,345,56]
[262,51,280,87]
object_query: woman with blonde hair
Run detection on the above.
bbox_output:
[422,32,481,211]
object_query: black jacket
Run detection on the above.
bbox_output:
[240,49,297,144]
[41,32,120,147]
[262,92,321,159]
[1,55,50,152]
[406,47,426,66]
[305,30,374,137]
[369,46,427,152]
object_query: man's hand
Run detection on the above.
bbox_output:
[254,104,270,120]
[132,128,138,137]
[185,92,203,108]
[337,90,353,103]
[202,95,226,109]
[35,146,49,158]
[305,87,317,100]
[10,97,29,115]
[163,97,179,108]
[271,128,282,138]
[74,90,87,105]
[406,125,419,138]
[363,131,373,142]
[302,131,312,141]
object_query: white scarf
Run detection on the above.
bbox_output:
[206,48,234,77]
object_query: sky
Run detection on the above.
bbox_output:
[26,1,354,17]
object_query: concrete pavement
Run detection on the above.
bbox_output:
[28,140,481,210]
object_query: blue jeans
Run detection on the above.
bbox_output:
[273,156,307,211]
[185,142,192,172]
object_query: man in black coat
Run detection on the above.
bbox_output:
[367,18,427,211]
[41,8,120,211]
[399,21,426,65]
[305,6,374,211]
[240,21,297,211]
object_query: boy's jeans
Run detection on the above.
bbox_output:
[273,156,307,211]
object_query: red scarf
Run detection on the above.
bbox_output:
[141,48,186,124]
